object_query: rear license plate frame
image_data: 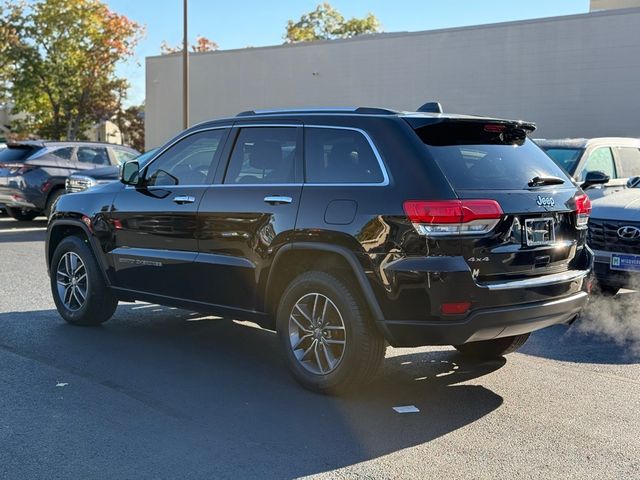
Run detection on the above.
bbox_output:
[610,253,640,272]
[524,217,556,246]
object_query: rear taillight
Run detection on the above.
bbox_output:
[403,199,503,236]
[574,194,591,229]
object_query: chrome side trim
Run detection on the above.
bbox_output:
[482,269,588,291]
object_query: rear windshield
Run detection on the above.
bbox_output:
[415,122,572,190]
[540,147,583,175]
[0,145,42,164]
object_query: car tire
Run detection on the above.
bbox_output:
[276,271,386,394]
[596,283,619,296]
[50,235,118,326]
[453,333,530,360]
[5,206,39,221]
[45,188,65,218]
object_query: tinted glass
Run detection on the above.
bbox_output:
[224,127,297,184]
[541,147,583,175]
[416,123,570,190]
[617,147,640,177]
[0,146,42,163]
[305,128,383,184]
[77,147,110,165]
[582,147,616,180]
[113,149,138,165]
[145,130,224,187]
[51,147,74,160]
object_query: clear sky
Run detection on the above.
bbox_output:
[105,0,590,106]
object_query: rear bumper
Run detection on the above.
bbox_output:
[379,291,588,347]
[0,185,40,209]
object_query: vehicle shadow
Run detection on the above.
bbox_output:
[0,218,47,243]
[520,289,640,365]
[0,306,505,479]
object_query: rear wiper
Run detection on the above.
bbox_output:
[528,176,565,187]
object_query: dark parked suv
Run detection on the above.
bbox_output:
[46,107,593,393]
[0,141,139,220]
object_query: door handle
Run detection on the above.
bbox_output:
[264,195,293,205]
[173,195,196,204]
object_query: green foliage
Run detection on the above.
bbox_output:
[2,0,142,140]
[115,104,145,152]
[285,3,380,43]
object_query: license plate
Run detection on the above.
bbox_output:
[524,217,555,246]
[611,253,640,272]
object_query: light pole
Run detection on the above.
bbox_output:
[182,0,189,129]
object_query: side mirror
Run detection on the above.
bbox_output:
[627,176,640,188]
[581,170,610,190]
[120,160,140,185]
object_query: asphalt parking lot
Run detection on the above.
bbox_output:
[0,214,639,479]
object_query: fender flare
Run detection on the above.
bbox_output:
[46,218,112,286]
[265,242,386,323]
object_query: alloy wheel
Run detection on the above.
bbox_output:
[56,252,88,311]
[288,293,346,375]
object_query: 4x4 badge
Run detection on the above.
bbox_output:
[536,195,555,207]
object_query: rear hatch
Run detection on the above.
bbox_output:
[0,144,44,186]
[406,118,588,283]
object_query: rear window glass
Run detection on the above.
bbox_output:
[415,122,571,190]
[541,147,583,175]
[0,146,42,163]
[617,147,640,177]
[305,128,384,184]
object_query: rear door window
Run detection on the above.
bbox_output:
[77,147,111,166]
[414,122,570,190]
[304,127,384,184]
[616,147,640,177]
[224,127,298,184]
[582,147,616,180]
[51,147,75,161]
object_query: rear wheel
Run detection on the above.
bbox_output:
[453,333,530,360]
[50,235,118,326]
[276,271,386,394]
[5,206,39,221]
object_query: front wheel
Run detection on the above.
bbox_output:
[453,333,530,360]
[276,271,386,394]
[5,206,39,221]
[50,236,118,326]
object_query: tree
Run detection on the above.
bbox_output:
[115,103,145,152]
[160,36,219,54]
[3,0,142,140]
[284,3,380,43]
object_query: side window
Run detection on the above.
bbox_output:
[145,129,224,187]
[113,149,138,165]
[77,147,110,166]
[224,127,298,184]
[305,128,384,184]
[617,147,640,177]
[581,147,616,180]
[51,147,74,160]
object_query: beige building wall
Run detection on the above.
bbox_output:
[146,8,640,148]
[591,0,640,10]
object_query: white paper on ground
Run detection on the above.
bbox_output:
[392,405,420,413]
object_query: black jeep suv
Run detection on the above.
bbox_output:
[0,141,139,220]
[46,107,593,393]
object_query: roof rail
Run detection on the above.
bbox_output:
[236,106,397,117]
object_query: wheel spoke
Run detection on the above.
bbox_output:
[71,287,82,307]
[322,338,345,345]
[69,254,78,274]
[76,272,87,283]
[301,339,317,360]
[313,341,324,373]
[294,304,313,326]
[75,286,86,302]
[311,294,319,322]
[290,314,311,334]
[324,325,345,331]
[319,296,329,325]
[64,254,73,277]
[63,285,73,306]
[321,341,336,370]
[292,332,312,350]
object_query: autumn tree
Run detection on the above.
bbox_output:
[4,0,142,140]
[285,3,380,43]
[160,36,219,54]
